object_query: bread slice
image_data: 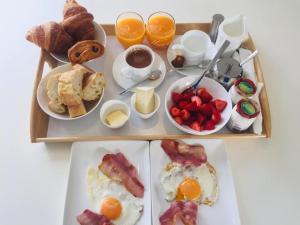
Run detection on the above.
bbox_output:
[46,73,66,113]
[68,101,87,118]
[48,101,66,114]
[82,72,105,101]
[58,69,84,106]
[72,64,94,76]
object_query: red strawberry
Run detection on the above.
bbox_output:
[184,115,196,126]
[211,110,221,124]
[170,106,181,117]
[191,96,202,107]
[172,92,183,103]
[178,100,189,109]
[174,116,183,125]
[184,102,198,111]
[196,113,206,125]
[181,109,191,121]
[190,121,202,131]
[213,99,228,112]
[197,88,213,103]
[182,92,194,101]
[199,103,213,117]
[204,120,215,130]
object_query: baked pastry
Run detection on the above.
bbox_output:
[48,101,66,114]
[46,73,66,113]
[68,40,105,64]
[26,21,73,54]
[62,0,95,41]
[82,72,105,101]
[72,64,94,76]
[58,69,84,106]
[68,101,87,118]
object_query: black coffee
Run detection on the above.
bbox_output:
[126,48,152,68]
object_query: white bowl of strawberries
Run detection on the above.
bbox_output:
[165,76,232,135]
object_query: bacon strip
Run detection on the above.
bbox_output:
[77,209,113,225]
[99,152,144,197]
[159,201,198,225]
[161,140,207,166]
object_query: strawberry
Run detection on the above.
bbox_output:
[182,92,194,101]
[196,113,206,125]
[190,121,202,131]
[191,96,202,107]
[211,110,221,124]
[213,99,228,112]
[199,103,213,117]
[184,115,196,126]
[174,116,183,125]
[197,88,213,103]
[172,92,183,103]
[204,120,215,130]
[170,106,181,117]
[184,102,198,111]
[181,109,191,121]
[178,100,189,109]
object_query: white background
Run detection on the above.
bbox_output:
[0,0,299,225]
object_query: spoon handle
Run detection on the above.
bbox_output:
[239,50,258,66]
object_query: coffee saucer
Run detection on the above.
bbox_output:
[167,36,217,76]
[112,51,166,89]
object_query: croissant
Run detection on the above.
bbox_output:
[62,0,96,41]
[26,21,74,54]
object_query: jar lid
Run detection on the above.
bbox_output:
[234,78,257,97]
[236,98,260,119]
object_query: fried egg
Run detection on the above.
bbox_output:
[160,162,218,206]
[87,166,143,225]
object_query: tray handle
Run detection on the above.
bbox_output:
[30,49,57,143]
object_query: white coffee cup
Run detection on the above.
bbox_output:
[172,30,210,65]
[121,44,155,82]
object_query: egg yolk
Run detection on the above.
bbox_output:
[176,178,202,201]
[100,197,122,220]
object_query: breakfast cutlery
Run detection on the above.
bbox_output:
[119,69,162,95]
[182,40,230,94]
[239,49,258,66]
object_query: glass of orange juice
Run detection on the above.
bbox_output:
[115,12,145,48]
[146,12,176,49]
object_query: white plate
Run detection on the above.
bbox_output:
[50,22,107,64]
[167,36,217,76]
[150,139,241,225]
[37,64,104,120]
[112,51,166,89]
[165,76,232,135]
[63,141,151,225]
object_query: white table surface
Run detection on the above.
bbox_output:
[0,0,299,225]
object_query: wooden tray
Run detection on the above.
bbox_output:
[30,23,271,143]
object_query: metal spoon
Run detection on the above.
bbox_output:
[182,40,230,94]
[239,50,258,66]
[119,69,162,95]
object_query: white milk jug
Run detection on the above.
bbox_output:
[215,15,247,57]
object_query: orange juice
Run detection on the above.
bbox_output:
[146,12,175,48]
[115,16,145,48]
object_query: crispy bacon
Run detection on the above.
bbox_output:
[159,201,198,225]
[99,152,144,197]
[77,209,113,225]
[161,140,207,166]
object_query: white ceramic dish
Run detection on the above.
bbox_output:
[165,76,232,135]
[130,92,160,119]
[37,64,104,121]
[150,139,241,225]
[112,51,166,89]
[167,36,217,76]
[63,141,151,225]
[50,22,107,64]
[100,100,130,128]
